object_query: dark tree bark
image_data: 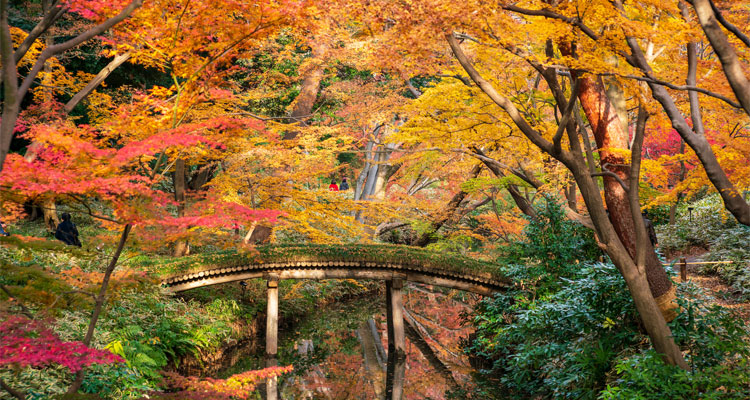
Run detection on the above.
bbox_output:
[563,63,674,312]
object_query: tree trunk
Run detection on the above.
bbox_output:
[0,0,20,172]
[570,70,676,320]
[565,181,577,212]
[67,224,132,393]
[283,42,327,140]
[64,51,132,113]
[0,0,143,173]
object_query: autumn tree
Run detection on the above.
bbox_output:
[0,0,143,171]
[309,0,698,367]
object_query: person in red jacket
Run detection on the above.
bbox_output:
[328,179,339,191]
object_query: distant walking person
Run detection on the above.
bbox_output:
[55,213,81,247]
[0,221,9,236]
[339,177,349,191]
[328,179,339,191]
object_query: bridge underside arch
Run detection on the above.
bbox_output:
[162,261,507,295]
[167,268,498,295]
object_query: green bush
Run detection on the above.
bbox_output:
[464,198,750,399]
[601,287,750,399]
[656,195,739,254]
[703,225,750,299]
[466,262,640,399]
[495,197,600,294]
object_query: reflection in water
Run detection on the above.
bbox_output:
[385,352,406,400]
[237,283,477,399]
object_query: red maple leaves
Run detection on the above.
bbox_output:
[0,316,124,373]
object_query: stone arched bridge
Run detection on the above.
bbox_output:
[159,243,511,296]
[155,243,511,399]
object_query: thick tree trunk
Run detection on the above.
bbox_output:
[571,71,675,320]
[283,42,327,140]
[0,0,19,172]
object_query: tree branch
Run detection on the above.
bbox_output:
[553,78,579,155]
[0,284,33,318]
[17,0,143,102]
[502,5,600,42]
[13,0,66,64]
[0,378,25,400]
[688,0,750,116]
[707,0,750,49]
[446,32,567,162]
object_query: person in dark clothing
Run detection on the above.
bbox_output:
[55,213,81,247]
[0,221,9,236]
[339,177,349,191]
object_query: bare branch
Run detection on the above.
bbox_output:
[18,0,143,101]
[502,5,600,42]
[708,0,750,49]
[0,284,33,318]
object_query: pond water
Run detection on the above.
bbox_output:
[218,282,479,399]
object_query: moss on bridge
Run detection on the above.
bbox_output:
[143,243,510,284]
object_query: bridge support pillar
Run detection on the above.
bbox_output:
[386,278,406,357]
[385,348,406,400]
[265,277,279,400]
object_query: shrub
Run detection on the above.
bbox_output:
[601,285,750,399]
[465,197,750,399]
[702,225,750,300]
[656,195,739,254]
[466,262,640,399]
